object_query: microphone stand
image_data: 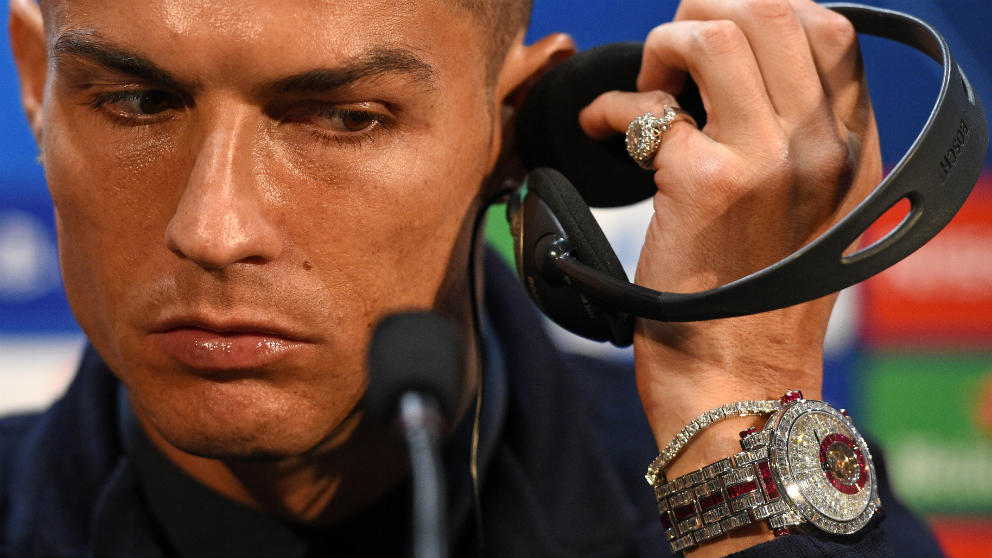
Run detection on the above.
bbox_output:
[398,392,447,558]
[367,311,463,558]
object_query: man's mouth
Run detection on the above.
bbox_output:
[149,318,314,371]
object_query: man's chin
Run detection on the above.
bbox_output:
[124,367,368,463]
[143,402,367,464]
[176,440,309,463]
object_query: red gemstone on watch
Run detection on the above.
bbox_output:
[780,390,803,405]
[739,426,758,439]
[673,503,697,521]
[698,492,726,511]
[727,480,758,499]
[773,527,792,537]
[756,460,780,500]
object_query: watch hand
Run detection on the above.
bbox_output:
[815,430,828,469]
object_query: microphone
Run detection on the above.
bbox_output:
[366,311,465,558]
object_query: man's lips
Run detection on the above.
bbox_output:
[149,320,314,371]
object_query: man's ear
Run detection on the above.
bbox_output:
[486,32,577,194]
[9,0,47,143]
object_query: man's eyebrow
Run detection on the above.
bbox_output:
[52,31,196,92]
[51,32,436,97]
[257,47,436,96]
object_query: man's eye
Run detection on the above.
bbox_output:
[338,110,378,132]
[306,109,382,133]
[89,89,184,117]
[283,106,393,147]
[131,90,181,115]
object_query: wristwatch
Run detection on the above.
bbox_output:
[651,391,882,554]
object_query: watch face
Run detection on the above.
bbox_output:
[770,400,879,534]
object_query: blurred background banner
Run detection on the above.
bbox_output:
[2,1,990,555]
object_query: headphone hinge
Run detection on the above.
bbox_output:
[534,234,573,287]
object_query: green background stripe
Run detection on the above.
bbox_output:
[858,352,992,514]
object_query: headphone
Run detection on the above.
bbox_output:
[505,3,989,347]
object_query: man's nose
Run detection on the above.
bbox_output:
[164,107,283,270]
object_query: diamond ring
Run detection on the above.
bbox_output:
[625,106,691,170]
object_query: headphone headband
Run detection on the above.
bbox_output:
[511,3,988,343]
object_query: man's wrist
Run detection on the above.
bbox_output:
[637,369,824,458]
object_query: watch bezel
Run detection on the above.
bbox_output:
[767,399,880,535]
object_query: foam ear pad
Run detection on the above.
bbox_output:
[527,168,629,284]
[516,42,705,208]
[519,168,634,345]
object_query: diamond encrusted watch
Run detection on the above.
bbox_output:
[648,390,882,554]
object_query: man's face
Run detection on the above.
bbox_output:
[36,0,500,459]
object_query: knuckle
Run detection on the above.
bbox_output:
[809,9,857,48]
[696,137,795,206]
[692,20,747,56]
[810,135,852,182]
[758,136,797,186]
[645,24,668,46]
[739,0,794,21]
[643,23,675,59]
[643,90,676,114]
[598,90,625,104]
[731,132,795,195]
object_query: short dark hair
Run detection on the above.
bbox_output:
[452,0,534,83]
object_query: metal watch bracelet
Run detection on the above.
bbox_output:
[653,431,801,554]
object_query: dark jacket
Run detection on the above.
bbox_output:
[0,254,942,557]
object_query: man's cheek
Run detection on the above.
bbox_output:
[43,135,177,349]
[46,128,182,232]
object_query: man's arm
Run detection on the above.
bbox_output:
[580,1,881,555]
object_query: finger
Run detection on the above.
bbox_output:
[674,0,823,120]
[636,20,778,140]
[578,90,689,139]
[790,2,871,131]
[579,91,711,179]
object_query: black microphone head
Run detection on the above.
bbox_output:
[515,41,705,208]
[366,311,465,426]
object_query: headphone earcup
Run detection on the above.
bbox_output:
[509,167,634,346]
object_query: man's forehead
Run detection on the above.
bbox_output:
[40,0,473,44]
[42,0,482,88]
